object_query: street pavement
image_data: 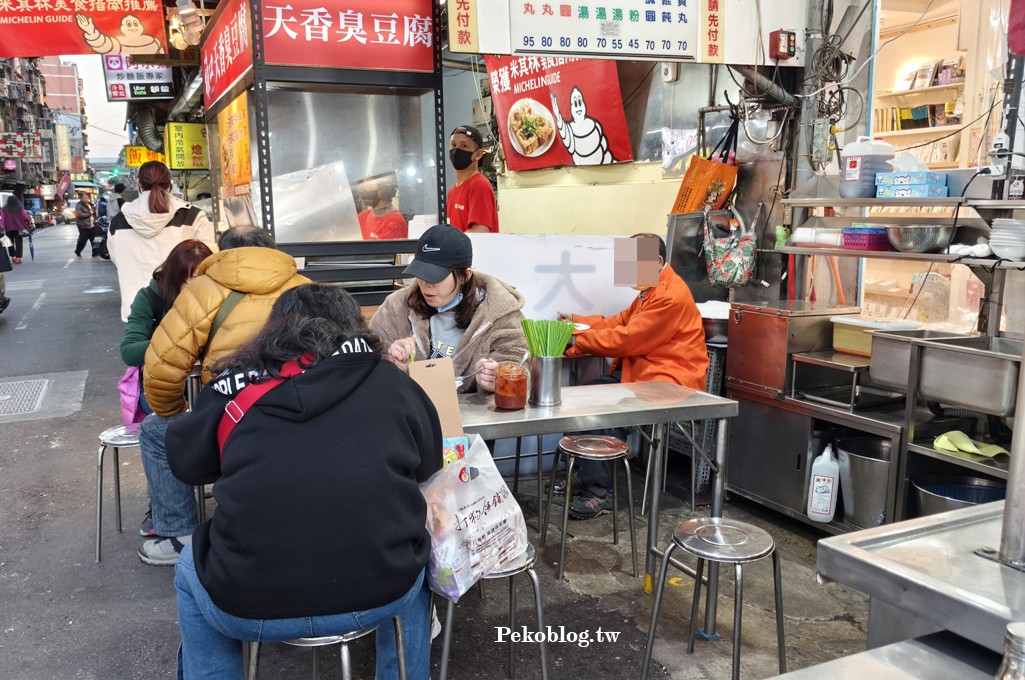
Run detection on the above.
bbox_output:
[0,224,869,679]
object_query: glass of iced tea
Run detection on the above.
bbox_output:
[494,362,528,410]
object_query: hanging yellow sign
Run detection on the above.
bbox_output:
[125,145,165,168]
[164,122,209,170]
[216,92,252,197]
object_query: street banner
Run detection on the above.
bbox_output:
[484,56,633,172]
[0,5,167,59]
[262,0,434,72]
[201,0,253,111]
[56,125,73,171]
[0,132,43,159]
[56,173,72,198]
[164,123,209,171]
[217,93,253,197]
[1012,0,1025,56]
[125,146,165,167]
[103,54,174,101]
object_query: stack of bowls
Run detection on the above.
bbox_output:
[989,218,1025,260]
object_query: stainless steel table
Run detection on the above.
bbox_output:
[459,381,737,633]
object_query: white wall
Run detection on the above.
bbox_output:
[873,22,961,93]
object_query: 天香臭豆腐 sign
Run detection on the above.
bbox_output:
[201,0,253,111]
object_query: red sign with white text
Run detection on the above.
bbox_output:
[201,0,254,110]
[262,0,434,72]
[484,56,633,172]
[0,4,166,59]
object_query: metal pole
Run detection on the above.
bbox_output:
[703,417,728,635]
[998,360,1025,566]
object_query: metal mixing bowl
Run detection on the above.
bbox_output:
[885,224,955,253]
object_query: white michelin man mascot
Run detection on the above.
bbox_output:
[550,86,616,166]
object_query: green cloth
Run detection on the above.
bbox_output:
[120,280,165,367]
[934,431,1009,458]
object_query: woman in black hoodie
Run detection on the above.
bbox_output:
[168,283,443,680]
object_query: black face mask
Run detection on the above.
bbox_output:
[449,148,475,171]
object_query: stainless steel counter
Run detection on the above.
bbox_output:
[769,632,999,679]
[817,502,1024,653]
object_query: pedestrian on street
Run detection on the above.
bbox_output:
[1,194,31,265]
[106,182,126,220]
[74,192,98,258]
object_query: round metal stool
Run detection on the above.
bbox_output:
[439,543,549,680]
[244,616,407,680]
[95,424,140,563]
[641,517,786,680]
[540,435,638,580]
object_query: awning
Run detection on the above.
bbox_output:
[72,181,100,188]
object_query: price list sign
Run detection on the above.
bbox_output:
[510,1,697,61]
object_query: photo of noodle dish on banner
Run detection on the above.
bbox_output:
[484,56,633,171]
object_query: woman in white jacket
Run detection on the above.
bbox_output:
[108,161,217,322]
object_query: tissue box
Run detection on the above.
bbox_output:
[876,184,949,198]
[875,171,947,186]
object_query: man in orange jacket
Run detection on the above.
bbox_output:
[559,233,708,519]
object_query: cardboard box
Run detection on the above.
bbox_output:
[875,171,947,186]
[876,183,949,198]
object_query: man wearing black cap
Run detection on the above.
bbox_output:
[369,224,527,393]
[447,125,499,233]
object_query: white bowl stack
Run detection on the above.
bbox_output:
[989,219,1025,260]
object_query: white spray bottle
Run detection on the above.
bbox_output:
[807,444,839,523]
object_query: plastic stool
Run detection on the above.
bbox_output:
[439,543,549,680]
[641,517,786,680]
[540,435,638,580]
[244,616,407,680]
[95,425,140,563]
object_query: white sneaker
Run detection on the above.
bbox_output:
[430,604,442,641]
[138,535,191,566]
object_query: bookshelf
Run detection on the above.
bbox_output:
[874,124,961,139]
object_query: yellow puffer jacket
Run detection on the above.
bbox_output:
[143,247,309,416]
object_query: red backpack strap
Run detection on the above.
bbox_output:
[216,359,306,456]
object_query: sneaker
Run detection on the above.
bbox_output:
[569,485,614,520]
[139,509,155,537]
[430,605,442,641]
[138,535,191,566]
[545,474,584,498]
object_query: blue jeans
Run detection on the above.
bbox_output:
[174,545,431,680]
[139,412,196,537]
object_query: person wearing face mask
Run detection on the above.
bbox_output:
[369,224,527,393]
[446,125,499,233]
[554,234,707,520]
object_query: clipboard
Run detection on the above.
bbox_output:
[408,358,469,466]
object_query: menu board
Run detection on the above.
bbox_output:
[508,0,698,61]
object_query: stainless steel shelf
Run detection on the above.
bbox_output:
[782,197,965,208]
[775,246,1024,269]
[793,351,871,372]
[906,442,1009,480]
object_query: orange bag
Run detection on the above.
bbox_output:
[672,118,740,214]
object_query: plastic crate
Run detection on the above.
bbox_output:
[842,227,891,251]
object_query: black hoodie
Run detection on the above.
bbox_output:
[167,349,443,619]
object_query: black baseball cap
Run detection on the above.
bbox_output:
[450,125,485,149]
[403,225,473,283]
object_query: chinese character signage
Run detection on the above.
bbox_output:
[484,56,632,171]
[164,123,209,171]
[262,0,435,72]
[700,0,724,64]
[201,0,253,111]
[125,146,165,168]
[0,3,167,59]
[103,54,174,101]
[217,93,253,197]
[0,132,43,159]
[55,125,73,171]
[509,1,697,61]
[448,0,479,53]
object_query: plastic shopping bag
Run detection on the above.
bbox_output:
[420,434,528,602]
[118,366,145,432]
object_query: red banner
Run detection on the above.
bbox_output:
[1011,0,1025,56]
[262,0,434,72]
[0,5,166,59]
[484,56,633,172]
[201,0,254,110]
[56,173,72,198]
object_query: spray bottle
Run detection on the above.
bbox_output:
[807,444,839,523]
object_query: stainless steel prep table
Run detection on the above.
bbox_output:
[459,382,738,632]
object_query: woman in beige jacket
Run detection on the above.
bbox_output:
[369,225,527,393]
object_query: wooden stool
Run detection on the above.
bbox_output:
[641,517,786,680]
[540,435,638,580]
[95,425,140,563]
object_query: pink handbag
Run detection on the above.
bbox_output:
[118,367,145,432]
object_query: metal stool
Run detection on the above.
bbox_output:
[95,424,140,563]
[439,543,549,680]
[540,435,638,580]
[641,518,786,680]
[244,616,407,680]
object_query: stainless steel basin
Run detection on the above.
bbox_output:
[868,330,969,391]
[918,336,1022,416]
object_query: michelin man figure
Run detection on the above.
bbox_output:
[77,13,165,55]
[550,86,616,166]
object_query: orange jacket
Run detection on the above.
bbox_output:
[566,265,708,390]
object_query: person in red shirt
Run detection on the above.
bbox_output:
[357,175,408,240]
[446,125,499,233]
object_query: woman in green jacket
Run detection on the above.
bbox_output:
[121,240,213,367]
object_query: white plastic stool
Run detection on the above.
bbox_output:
[95,425,140,563]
